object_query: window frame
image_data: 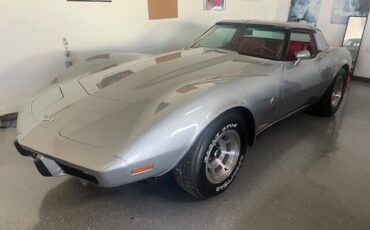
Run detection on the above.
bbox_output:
[284,29,319,61]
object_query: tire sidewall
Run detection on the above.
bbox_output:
[330,69,347,113]
[194,113,247,197]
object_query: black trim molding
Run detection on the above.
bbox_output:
[0,112,17,122]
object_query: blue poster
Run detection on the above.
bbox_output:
[331,0,370,24]
[288,0,323,26]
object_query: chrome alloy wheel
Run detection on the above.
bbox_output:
[205,129,241,184]
[331,75,344,108]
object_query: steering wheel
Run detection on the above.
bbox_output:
[249,47,279,59]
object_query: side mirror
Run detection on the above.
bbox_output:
[294,50,311,67]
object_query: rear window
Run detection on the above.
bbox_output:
[317,31,329,50]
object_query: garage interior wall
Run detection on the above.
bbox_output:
[0,0,369,116]
[354,16,370,78]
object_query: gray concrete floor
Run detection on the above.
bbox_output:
[1,81,370,230]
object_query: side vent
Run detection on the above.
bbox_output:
[96,70,133,89]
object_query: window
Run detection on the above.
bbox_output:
[290,33,311,42]
[236,27,286,60]
[316,31,329,51]
[242,28,286,40]
[193,25,237,50]
[286,31,317,61]
[192,24,288,60]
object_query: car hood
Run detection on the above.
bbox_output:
[79,48,278,104]
[20,48,282,157]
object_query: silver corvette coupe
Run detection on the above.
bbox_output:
[14,20,351,199]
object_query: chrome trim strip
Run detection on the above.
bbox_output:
[256,104,311,136]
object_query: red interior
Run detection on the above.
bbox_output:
[238,37,265,53]
[286,41,308,61]
[286,32,318,61]
[237,36,285,59]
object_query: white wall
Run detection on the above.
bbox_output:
[0,0,365,115]
[354,11,370,78]
[0,0,279,115]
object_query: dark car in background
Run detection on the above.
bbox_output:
[343,38,362,64]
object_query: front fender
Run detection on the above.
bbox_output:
[117,77,265,177]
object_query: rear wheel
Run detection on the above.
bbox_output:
[173,112,247,199]
[313,68,347,117]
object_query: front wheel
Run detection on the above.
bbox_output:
[173,112,247,199]
[313,68,347,117]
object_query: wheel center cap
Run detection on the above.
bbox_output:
[214,149,221,158]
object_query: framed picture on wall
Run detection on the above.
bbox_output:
[331,0,370,24]
[288,0,322,26]
[148,0,178,20]
[204,0,226,11]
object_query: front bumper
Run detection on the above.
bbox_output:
[13,139,143,187]
[14,141,64,177]
[14,140,100,185]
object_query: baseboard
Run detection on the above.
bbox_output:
[353,76,370,83]
[0,112,18,122]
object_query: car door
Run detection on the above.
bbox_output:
[280,30,322,117]
[234,25,287,132]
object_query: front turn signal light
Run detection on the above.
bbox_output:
[132,163,154,175]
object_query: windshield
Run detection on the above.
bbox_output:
[192,24,288,60]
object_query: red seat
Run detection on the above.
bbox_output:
[286,41,308,61]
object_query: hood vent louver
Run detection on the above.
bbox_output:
[96,70,133,89]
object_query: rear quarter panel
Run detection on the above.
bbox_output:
[315,46,352,98]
